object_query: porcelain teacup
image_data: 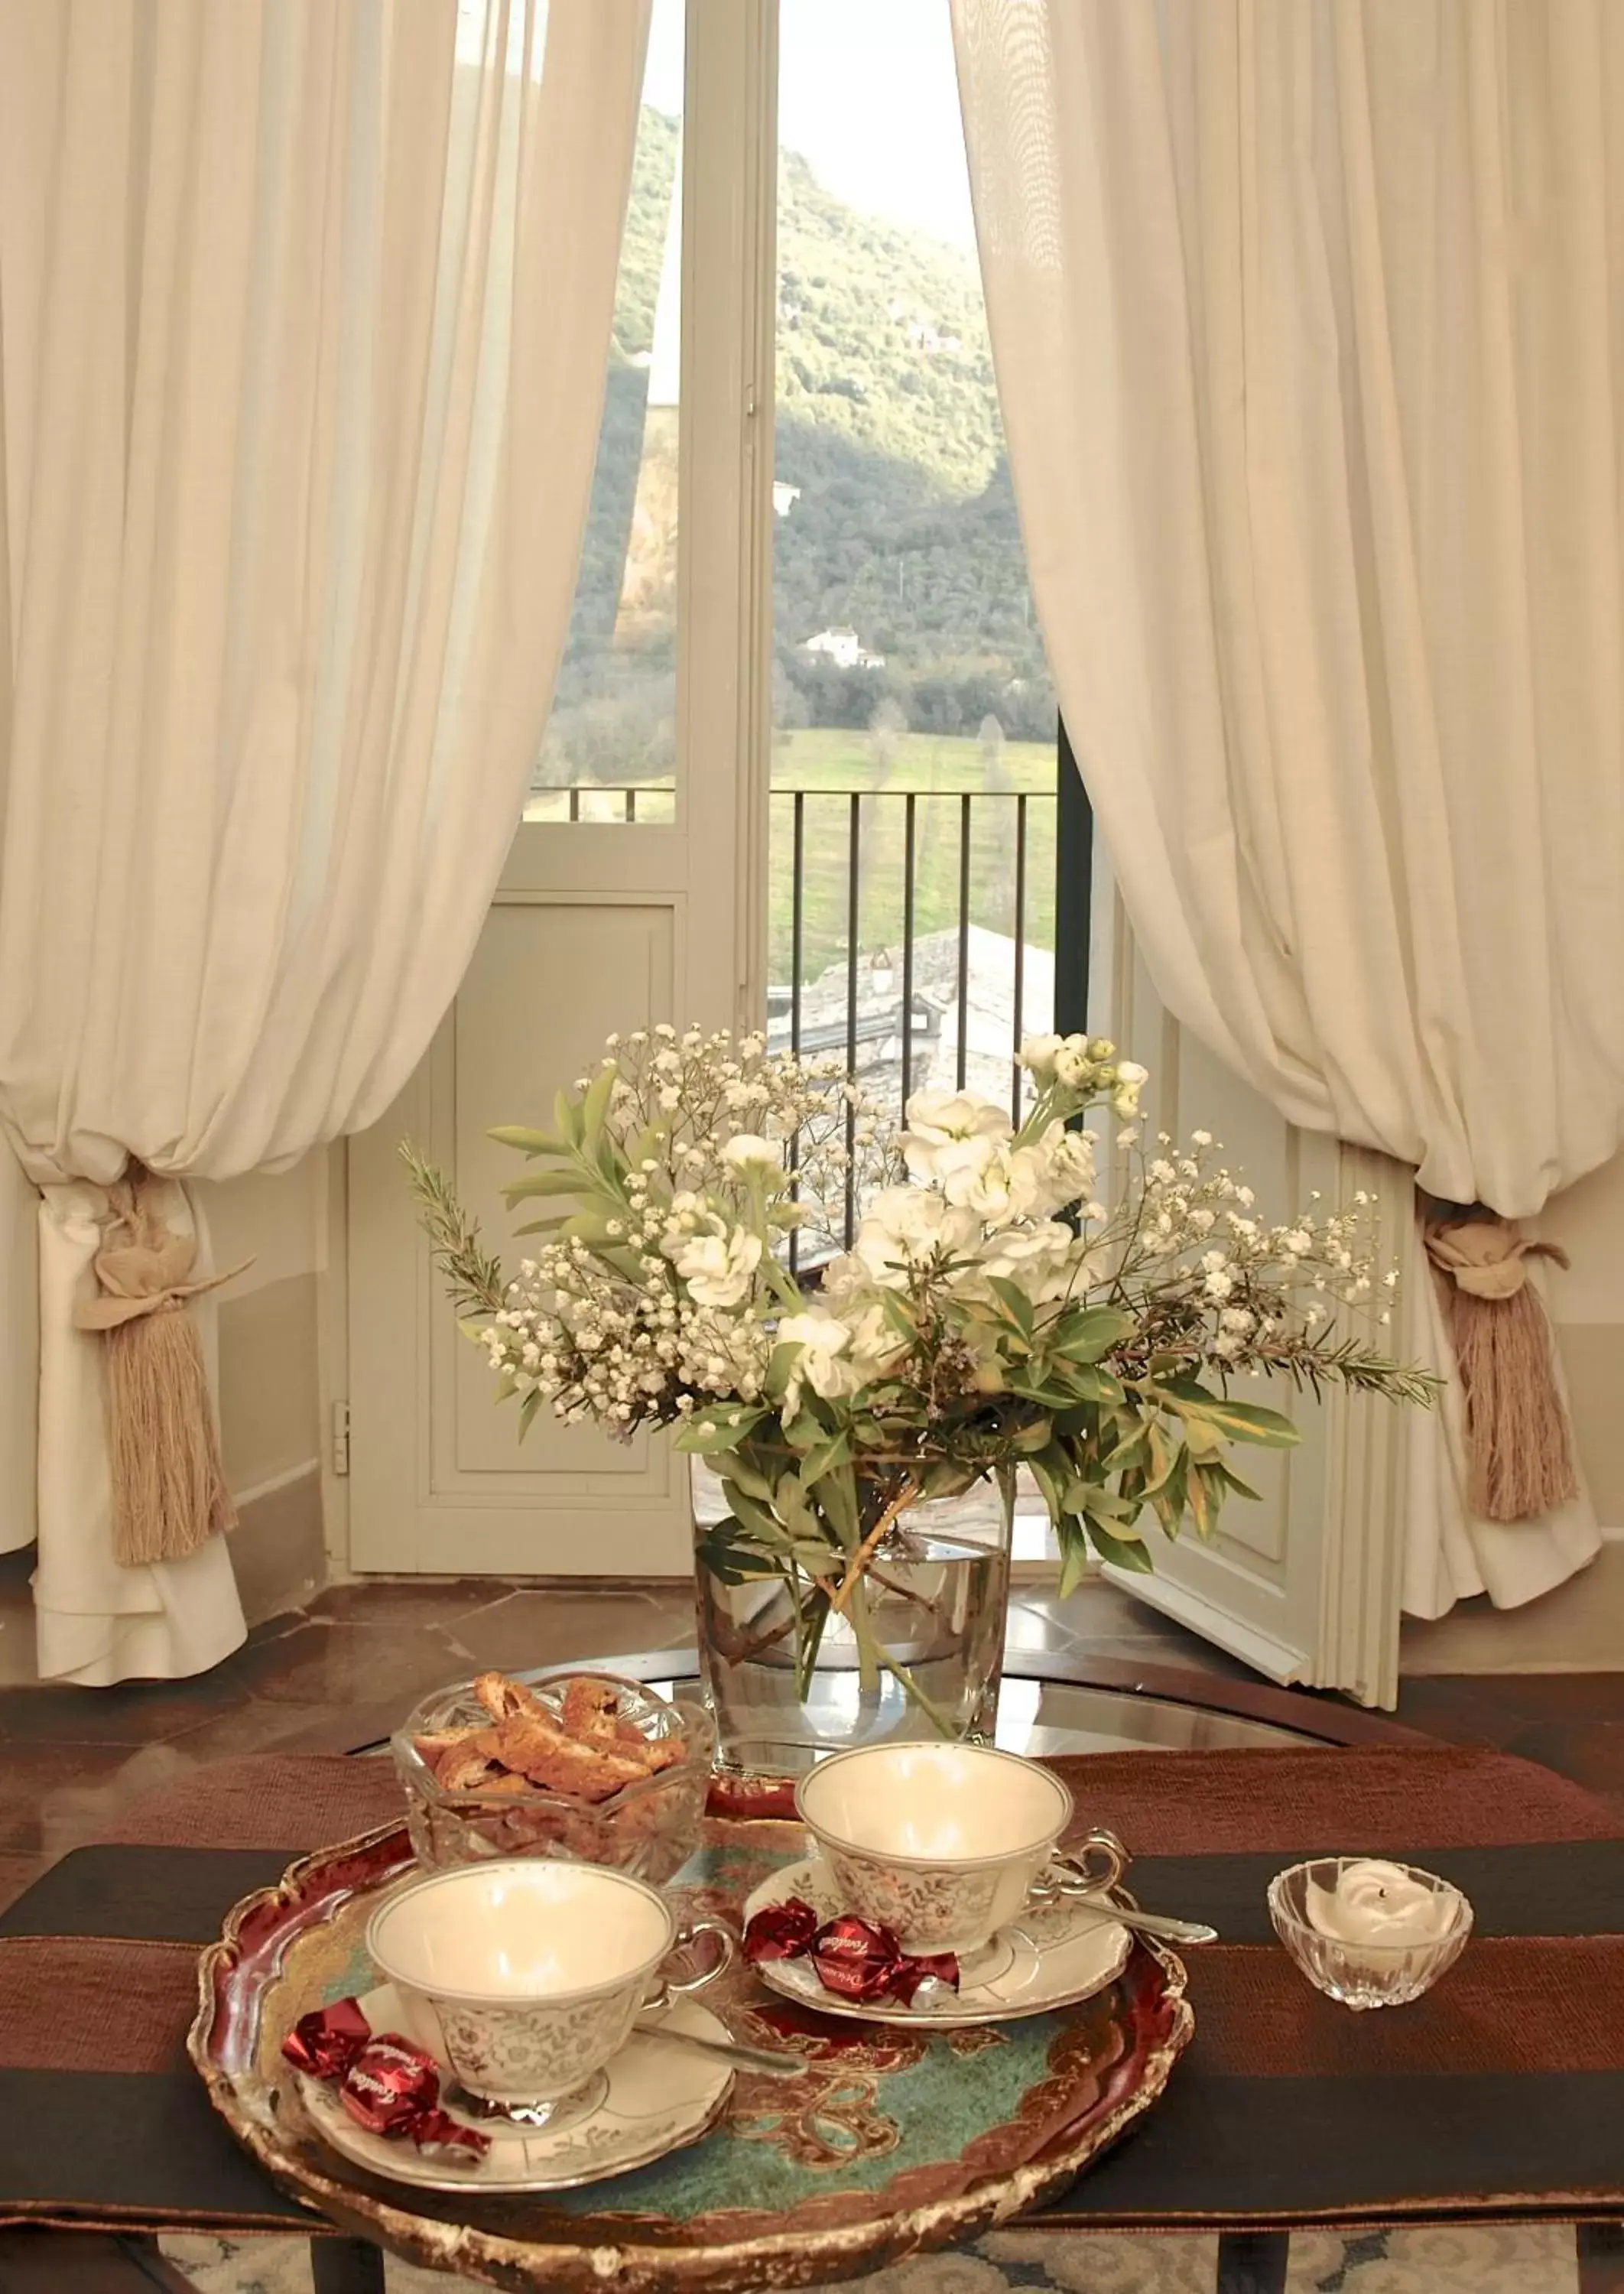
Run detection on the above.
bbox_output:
[366,1858,730,2125]
[795,1742,1125,1955]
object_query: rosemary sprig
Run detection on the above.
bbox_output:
[399,1142,505,1319]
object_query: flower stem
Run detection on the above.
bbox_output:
[830,1477,920,1614]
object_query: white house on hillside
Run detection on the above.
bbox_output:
[800,625,886,670]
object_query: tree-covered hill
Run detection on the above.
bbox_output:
[541,113,1056,788]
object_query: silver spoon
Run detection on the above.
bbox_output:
[633,2016,807,2078]
[1068,1896,1218,1947]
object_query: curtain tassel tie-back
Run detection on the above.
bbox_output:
[1424,1216,1578,1524]
[73,1171,252,1568]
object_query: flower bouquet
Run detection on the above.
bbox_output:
[408,1027,1433,1769]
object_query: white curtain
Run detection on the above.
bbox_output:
[0,0,650,1681]
[953,0,1622,1613]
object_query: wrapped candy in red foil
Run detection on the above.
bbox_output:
[339,2033,444,2136]
[742,1897,820,1963]
[744,1902,960,2006]
[808,1915,908,2002]
[281,2000,489,2161]
[282,1997,372,2080]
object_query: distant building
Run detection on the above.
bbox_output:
[772,481,801,518]
[800,625,886,670]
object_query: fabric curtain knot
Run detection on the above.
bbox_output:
[1424,1216,1577,1524]
[1424,1223,1568,1303]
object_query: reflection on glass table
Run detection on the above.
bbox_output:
[612,1665,1323,1761]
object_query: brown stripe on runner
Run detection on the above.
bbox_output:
[0,1940,200,2072]
[96,1755,405,1850]
[1052,1746,1624,1857]
[1185,1937,1624,2078]
[92,1745,1624,1866]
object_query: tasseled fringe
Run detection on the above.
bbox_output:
[1425,1214,1579,1525]
[73,1168,249,1568]
[101,1302,238,1566]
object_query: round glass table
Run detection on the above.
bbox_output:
[564,1643,1415,1759]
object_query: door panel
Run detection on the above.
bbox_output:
[346,1,775,1579]
[1092,842,1408,1706]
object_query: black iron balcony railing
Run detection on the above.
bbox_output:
[528,724,1093,1256]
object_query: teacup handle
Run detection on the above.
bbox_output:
[643,1916,736,2013]
[1028,1828,1130,1909]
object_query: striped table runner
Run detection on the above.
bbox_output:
[2,1745,1623,2235]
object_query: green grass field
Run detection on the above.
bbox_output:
[768,729,1057,983]
[525,729,1060,988]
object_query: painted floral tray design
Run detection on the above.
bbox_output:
[189,1812,1193,2294]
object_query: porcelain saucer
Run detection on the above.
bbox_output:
[742,1857,1133,2027]
[294,1982,733,2195]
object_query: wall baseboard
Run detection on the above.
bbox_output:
[1401,1539,1624,1675]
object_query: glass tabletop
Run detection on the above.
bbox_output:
[602,1656,1320,1756]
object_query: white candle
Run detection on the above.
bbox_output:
[1305,1859,1462,1954]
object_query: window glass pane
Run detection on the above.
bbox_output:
[525,0,683,825]
[771,0,1055,1120]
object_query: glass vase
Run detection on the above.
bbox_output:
[692,1467,1015,1776]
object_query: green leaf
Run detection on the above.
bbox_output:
[517,1389,544,1439]
[579,1063,618,1145]
[502,1169,585,1204]
[879,1292,919,1343]
[1085,1516,1155,1574]
[1056,1517,1092,1600]
[487,1125,570,1158]
[988,1279,1035,1336]
[509,1212,572,1237]
[1102,1421,1151,1475]
[1161,1379,1299,1448]
[492,1370,518,1402]
[1149,1451,1189,1537]
[799,1426,853,1487]
[671,1407,766,1455]
[697,1522,781,1586]
[813,1461,859,1548]
[554,1087,583,1148]
[1049,1305,1134,1363]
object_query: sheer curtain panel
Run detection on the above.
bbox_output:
[0,0,650,1680]
[952,0,1622,1614]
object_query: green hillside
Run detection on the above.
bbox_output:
[541,114,1057,790]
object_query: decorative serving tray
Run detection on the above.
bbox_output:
[189,1814,1192,2294]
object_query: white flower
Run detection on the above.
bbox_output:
[844,1300,908,1377]
[777,1311,855,1415]
[1220,1306,1255,1333]
[853,1186,979,1286]
[1018,1032,1064,1080]
[1052,1036,1096,1090]
[720,1132,782,1178]
[936,1136,1047,1226]
[1028,1122,1096,1213]
[1112,1059,1149,1115]
[1203,1269,1234,1301]
[668,1224,762,1308]
[975,1221,1081,1305]
[1190,1128,1213,1148]
[1148,1158,1177,1185]
[900,1090,1011,1182]
[1282,1229,1312,1256]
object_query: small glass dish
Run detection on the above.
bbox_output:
[391,1669,713,1887]
[1268,1857,1473,2011]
